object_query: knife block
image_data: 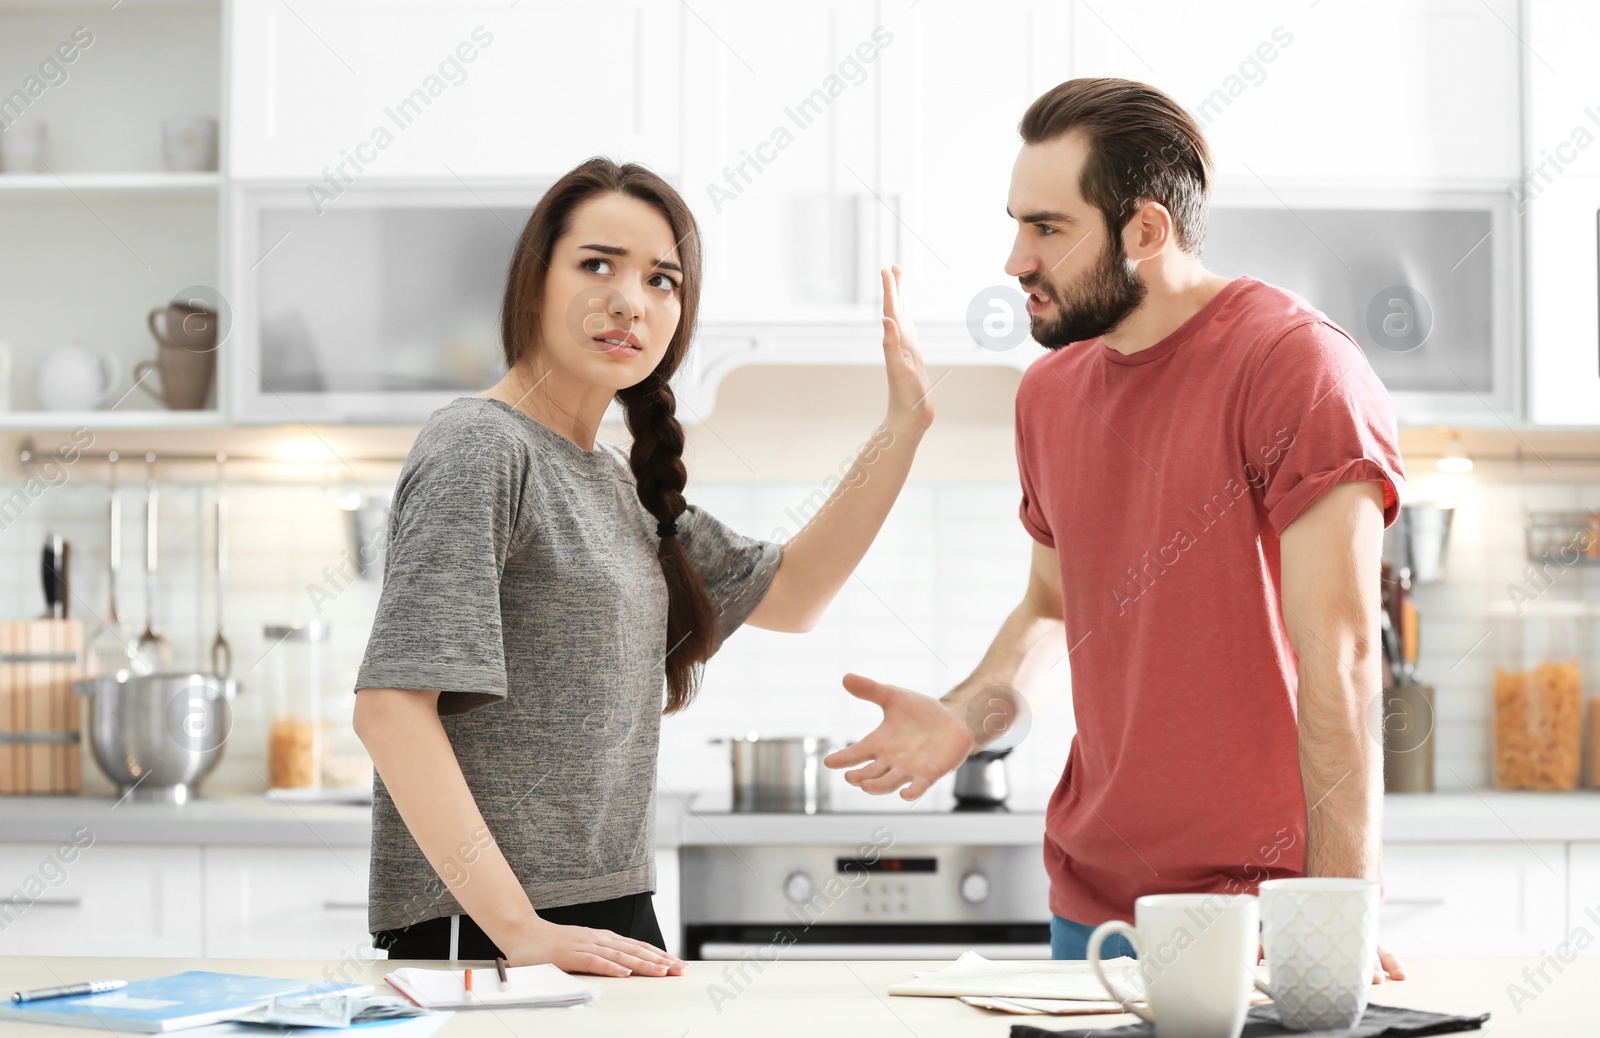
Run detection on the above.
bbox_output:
[0,620,85,794]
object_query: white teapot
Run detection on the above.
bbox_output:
[36,341,122,411]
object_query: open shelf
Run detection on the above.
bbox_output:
[0,172,221,200]
[0,409,224,431]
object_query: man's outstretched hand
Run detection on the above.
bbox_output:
[823,673,976,801]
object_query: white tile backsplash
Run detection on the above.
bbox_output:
[4,470,1593,803]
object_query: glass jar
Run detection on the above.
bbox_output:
[264,621,330,789]
[1490,603,1593,791]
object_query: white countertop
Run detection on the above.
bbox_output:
[0,954,1582,1037]
[3,790,1598,848]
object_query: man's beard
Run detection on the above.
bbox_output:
[1022,234,1147,349]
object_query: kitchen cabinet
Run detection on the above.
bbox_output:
[0,844,203,957]
[1203,185,1521,426]
[1069,0,1522,186]
[680,0,885,327]
[1567,843,1600,953]
[875,1,1073,326]
[1524,0,1600,184]
[203,846,371,960]
[1523,175,1600,426]
[1379,842,1567,957]
[0,3,224,431]
[225,180,542,424]
[227,0,682,180]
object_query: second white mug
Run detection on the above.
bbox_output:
[1088,893,1258,1038]
[1255,877,1379,1031]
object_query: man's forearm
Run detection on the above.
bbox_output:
[1297,658,1383,879]
[941,599,1066,747]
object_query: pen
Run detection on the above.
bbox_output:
[495,956,509,992]
[464,968,473,994]
[12,980,127,1003]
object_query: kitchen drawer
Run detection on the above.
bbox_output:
[0,842,203,957]
[203,846,371,959]
[1380,842,1567,956]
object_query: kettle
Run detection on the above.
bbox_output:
[953,746,1012,811]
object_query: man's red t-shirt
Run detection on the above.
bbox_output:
[1014,276,1406,926]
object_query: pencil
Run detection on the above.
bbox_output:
[496,956,510,992]
[464,968,473,993]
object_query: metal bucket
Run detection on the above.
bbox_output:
[74,673,237,803]
[716,734,832,814]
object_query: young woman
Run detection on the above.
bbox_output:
[352,158,932,977]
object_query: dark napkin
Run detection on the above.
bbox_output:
[1011,1003,1490,1038]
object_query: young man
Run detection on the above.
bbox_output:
[825,78,1407,979]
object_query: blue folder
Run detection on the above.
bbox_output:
[0,970,369,1032]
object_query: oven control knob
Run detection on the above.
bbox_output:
[783,871,815,904]
[959,871,991,904]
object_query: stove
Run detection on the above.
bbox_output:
[677,792,1054,960]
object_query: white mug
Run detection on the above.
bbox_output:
[35,342,122,411]
[1089,893,1258,1038]
[1255,878,1378,1031]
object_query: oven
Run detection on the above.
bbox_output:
[680,843,1052,960]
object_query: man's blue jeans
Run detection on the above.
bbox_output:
[1050,914,1140,960]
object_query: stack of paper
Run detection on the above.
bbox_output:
[888,951,1147,1002]
[889,953,1273,1017]
[385,965,598,1011]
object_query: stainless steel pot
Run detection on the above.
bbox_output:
[715,734,832,814]
[74,672,237,803]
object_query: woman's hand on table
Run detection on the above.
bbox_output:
[504,919,687,977]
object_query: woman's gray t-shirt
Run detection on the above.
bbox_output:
[355,396,782,934]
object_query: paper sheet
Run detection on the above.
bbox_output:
[886,951,1147,1001]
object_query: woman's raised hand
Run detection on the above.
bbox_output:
[504,918,686,978]
[879,265,934,436]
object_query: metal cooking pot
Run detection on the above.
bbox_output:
[714,733,832,814]
[75,672,237,803]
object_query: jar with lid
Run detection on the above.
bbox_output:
[264,621,330,789]
[1489,602,1594,791]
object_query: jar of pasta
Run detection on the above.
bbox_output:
[1490,603,1592,791]
[264,621,330,790]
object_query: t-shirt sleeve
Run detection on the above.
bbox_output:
[1242,320,1406,536]
[678,503,783,650]
[1015,374,1056,547]
[354,423,527,716]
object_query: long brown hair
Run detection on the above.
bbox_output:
[499,157,717,714]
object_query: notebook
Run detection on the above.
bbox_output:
[384,965,598,1010]
[0,971,369,1033]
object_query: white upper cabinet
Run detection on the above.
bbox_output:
[1524,0,1600,184]
[877,1,1074,327]
[1523,175,1600,425]
[228,0,682,180]
[680,0,885,326]
[1069,0,1522,186]
[1524,0,1600,425]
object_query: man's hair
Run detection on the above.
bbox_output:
[1019,78,1212,255]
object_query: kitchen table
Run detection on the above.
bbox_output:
[0,955,1587,1036]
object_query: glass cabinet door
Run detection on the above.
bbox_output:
[1203,187,1518,425]
[229,182,538,423]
